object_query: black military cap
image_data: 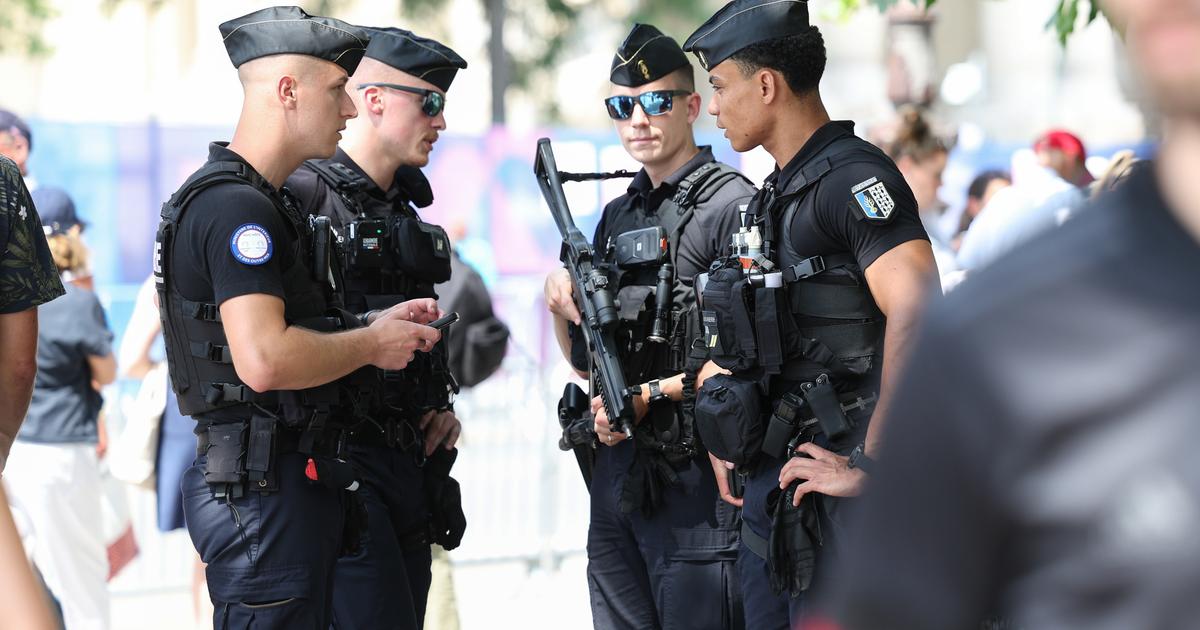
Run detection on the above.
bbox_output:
[610,24,690,88]
[683,0,810,71]
[219,6,369,75]
[363,28,467,92]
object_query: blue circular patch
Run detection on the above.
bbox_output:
[230,223,273,265]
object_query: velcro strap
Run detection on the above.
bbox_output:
[181,299,222,322]
[789,283,878,319]
[754,287,784,374]
[190,341,232,364]
[797,322,882,360]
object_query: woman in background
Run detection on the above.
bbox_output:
[118,275,209,625]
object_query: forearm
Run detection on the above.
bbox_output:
[0,485,57,628]
[237,325,377,392]
[863,313,922,455]
[0,371,35,467]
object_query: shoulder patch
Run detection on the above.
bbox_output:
[850,177,896,222]
[229,223,273,265]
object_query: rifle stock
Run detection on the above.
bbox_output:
[535,138,638,436]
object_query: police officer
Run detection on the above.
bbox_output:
[285,27,467,630]
[544,24,756,630]
[681,2,938,628]
[155,8,442,628]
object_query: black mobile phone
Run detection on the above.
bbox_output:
[429,312,460,331]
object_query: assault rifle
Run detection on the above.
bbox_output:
[534,138,639,439]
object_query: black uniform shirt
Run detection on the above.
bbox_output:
[770,121,927,271]
[571,146,756,372]
[173,144,295,308]
[824,166,1200,630]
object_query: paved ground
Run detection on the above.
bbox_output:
[110,553,593,630]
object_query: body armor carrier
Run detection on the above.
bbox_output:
[697,135,887,467]
[154,159,375,462]
[299,159,458,427]
[595,161,752,513]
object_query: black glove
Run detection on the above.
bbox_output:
[424,448,467,551]
[767,482,820,596]
[340,490,369,557]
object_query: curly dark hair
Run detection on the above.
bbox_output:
[729,26,826,96]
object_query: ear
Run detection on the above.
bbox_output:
[278,75,299,109]
[686,91,702,124]
[758,69,777,105]
[362,86,386,116]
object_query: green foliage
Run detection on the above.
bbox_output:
[1046,0,1104,46]
[0,0,55,56]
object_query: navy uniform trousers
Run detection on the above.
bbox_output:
[330,443,432,630]
[737,423,866,629]
[183,450,346,629]
[587,439,743,630]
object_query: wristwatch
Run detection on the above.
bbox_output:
[847,443,877,476]
[647,379,670,404]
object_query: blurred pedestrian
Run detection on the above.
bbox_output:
[951,169,1010,249]
[1034,128,1094,188]
[116,275,209,624]
[5,212,116,630]
[885,106,957,279]
[819,1,1200,628]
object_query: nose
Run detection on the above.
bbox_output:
[630,102,650,128]
[342,91,358,119]
[432,110,447,130]
[707,98,719,117]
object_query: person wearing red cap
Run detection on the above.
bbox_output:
[1034,129,1095,188]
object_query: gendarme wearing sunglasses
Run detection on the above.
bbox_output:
[357,82,446,117]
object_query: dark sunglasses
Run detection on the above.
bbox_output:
[604,90,690,120]
[357,82,446,117]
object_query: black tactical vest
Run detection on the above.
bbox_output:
[601,161,751,462]
[154,159,363,424]
[298,159,458,417]
[300,160,449,312]
[755,136,889,394]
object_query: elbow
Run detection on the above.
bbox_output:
[233,349,282,393]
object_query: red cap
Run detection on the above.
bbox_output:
[1034,129,1087,160]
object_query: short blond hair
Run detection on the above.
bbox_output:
[45,226,90,276]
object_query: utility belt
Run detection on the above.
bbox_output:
[695,371,876,469]
[195,414,347,500]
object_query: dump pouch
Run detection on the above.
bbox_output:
[203,422,247,486]
[802,374,853,441]
[694,373,764,467]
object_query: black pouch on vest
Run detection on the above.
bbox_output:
[701,265,757,372]
[391,217,452,283]
[245,414,278,493]
[761,393,805,460]
[802,374,853,441]
[203,422,247,486]
[694,373,764,466]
